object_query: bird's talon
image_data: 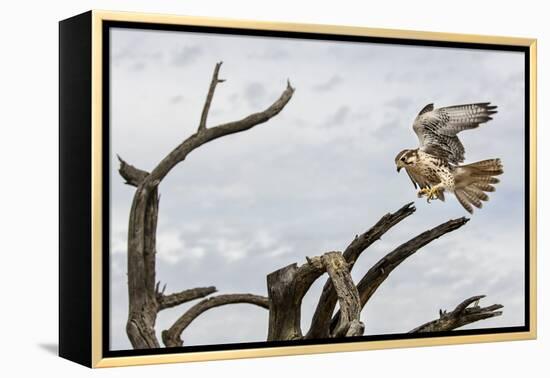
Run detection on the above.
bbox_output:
[417,187,430,198]
[424,187,440,203]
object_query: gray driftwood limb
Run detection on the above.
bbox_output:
[198,61,224,131]
[117,154,149,187]
[120,62,294,349]
[322,252,363,338]
[410,295,504,333]
[162,294,270,347]
[157,286,217,311]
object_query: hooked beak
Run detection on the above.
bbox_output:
[396,166,402,173]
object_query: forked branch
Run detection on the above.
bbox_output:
[144,77,294,186]
[122,62,294,349]
[329,217,469,334]
[410,295,504,333]
[198,61,225,131]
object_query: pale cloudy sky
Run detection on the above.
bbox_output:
[108,27,526,351]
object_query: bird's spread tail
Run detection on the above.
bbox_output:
[454,158,503,213]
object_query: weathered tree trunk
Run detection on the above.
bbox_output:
[119,62,503,350]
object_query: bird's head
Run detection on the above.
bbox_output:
[395,149,417,172]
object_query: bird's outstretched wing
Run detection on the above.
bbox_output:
[412,102,497,164]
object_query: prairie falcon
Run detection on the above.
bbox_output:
[395,102,503,213]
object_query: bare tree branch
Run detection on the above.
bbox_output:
[146,80,294,186]
[117,154,149,187]
[157,286,217,311]
[343,203,417,266]
[307,202,416,339]
[321,252,362,338]
[330,217,469,334]
[355,217,469,307]
[162,294,270,347]
[345,320,365,337]
[198,61,224,131]
[410,295,504,333]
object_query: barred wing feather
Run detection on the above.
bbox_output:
[412,102,497,164]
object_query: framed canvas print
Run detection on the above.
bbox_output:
[59,10,537,368]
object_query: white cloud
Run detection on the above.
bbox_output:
[157,229,185,264]
[313,74,344,92]
[172,45,202,66]
[215,238,248,261]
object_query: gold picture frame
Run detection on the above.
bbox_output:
[59,10,537,368]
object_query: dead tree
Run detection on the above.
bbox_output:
[118,63,503,349]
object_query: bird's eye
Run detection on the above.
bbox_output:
[401,157,406,162]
